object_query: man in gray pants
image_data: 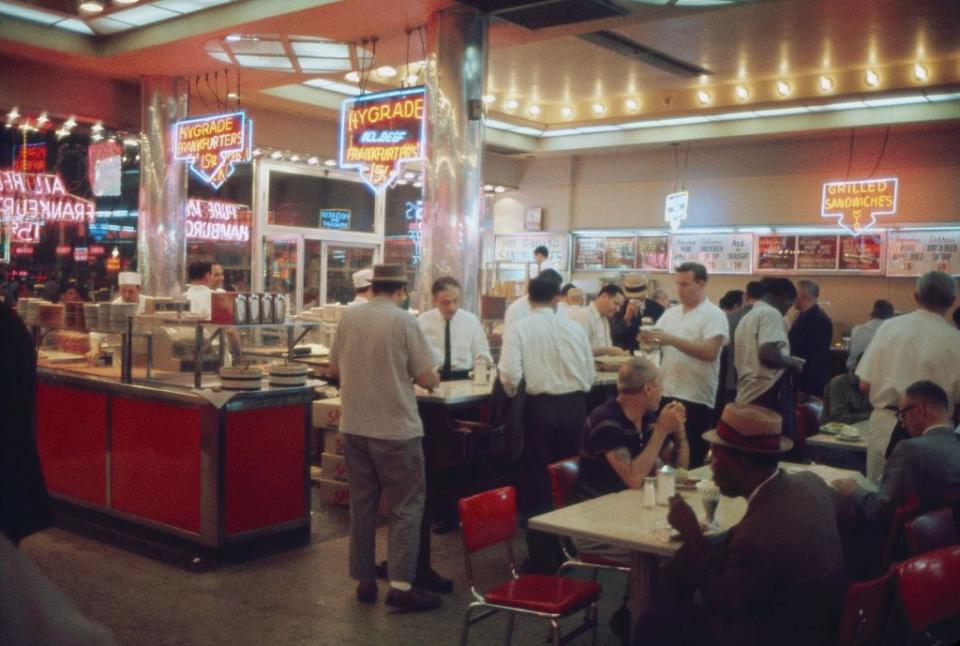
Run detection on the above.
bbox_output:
[329,264,441,612]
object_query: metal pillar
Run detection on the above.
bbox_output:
[419,8,488,314]
[137,76,188,297]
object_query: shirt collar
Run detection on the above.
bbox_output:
[747,468,780,506]
[530,305,555,316]
[922,423,953,437]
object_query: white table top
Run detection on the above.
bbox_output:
[414,371,620,405]
[807,419,869,453]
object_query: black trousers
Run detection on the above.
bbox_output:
[520,391,588,571]
[660,397,715,468]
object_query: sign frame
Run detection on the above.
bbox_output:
[821,177,899,236]
[173,111,253,190]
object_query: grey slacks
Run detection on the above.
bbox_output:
[342,434,425,585]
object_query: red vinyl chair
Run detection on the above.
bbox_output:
[457,486,601,646]
[895,545,960,637]
[547,459,630,579]
[904,507,959,558]
[837,568,896,646]
[881,494,922,567]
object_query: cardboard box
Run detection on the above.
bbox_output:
[321,452,348,481]
[313,398,341,429]
[317,477,350,507]
[322,429,345,455]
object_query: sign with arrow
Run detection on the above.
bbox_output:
[173,111,253,189]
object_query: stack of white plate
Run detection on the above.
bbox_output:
[83,303,100,331]
[97,303,112,332]
[18,298,42,325]
[267,363,309,388]
[109,302,138,332]
[219,367,263,391]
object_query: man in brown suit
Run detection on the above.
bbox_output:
[635,403,847,646]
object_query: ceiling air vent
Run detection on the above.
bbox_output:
[456,0,627,30]
[578,30,712,77]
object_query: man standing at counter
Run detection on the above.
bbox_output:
[788,280,833,401]
[503,268,563,330]
[183,261,213,319]
[571,283,627,357]
[348,268,373,307]
[417,276,491,381]
[111,272,146,315]
[498,273,595,573]
[329,264,443,613]
[640,262,728,467]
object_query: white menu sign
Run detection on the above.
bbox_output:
[887,231,960,277]
[670,233,753,275]
[494,233,569,269]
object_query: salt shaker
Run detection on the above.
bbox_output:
[656,465,675,505]
[642,477,657,508]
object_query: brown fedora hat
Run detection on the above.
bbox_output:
[370,264,408,284]
[702,402,793,454]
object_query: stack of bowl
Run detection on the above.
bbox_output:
[267,363,309,388]
[219,366,263,391]
[83,303,100,331]
[109,302,138,332]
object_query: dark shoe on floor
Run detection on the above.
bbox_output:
[413,568,454,594]
[384,586,442,613]
[609,604,631,646]
[356,581,378,604]
[432,518,458,535]
[375,560,389,581]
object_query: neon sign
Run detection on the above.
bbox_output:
[320,209,351,230]
[14,143,47,173]
[173,111,253,189]
[339,87,425,192]
[821,177,898,236]
[0,171,95,225]
[186,198,251,243]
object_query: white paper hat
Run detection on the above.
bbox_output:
[118,271,141,287]
[352,268,373,289]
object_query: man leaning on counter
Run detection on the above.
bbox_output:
[417,276,491,381]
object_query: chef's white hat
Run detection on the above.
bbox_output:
[118,271,141,287]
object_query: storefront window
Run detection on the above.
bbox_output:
[384,183,422,286]
[267,170,374,232]
[263,237,297,298]
[326,245,376,305]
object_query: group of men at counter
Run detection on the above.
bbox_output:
[325,257,960,646]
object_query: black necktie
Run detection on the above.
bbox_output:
[442,318,452,378]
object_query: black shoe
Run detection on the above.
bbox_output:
[356,581,378,604]
[432,518,458,535]
[413,568,454,594]
[385,586,442,613]
[375,560,389,580]
[609,604,631,646]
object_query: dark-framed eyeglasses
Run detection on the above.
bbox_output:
[896,404,917,421]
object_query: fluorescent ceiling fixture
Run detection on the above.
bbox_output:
[576,125,622,133]
[302,78,363,96]
[208,51,232,63]
[87,16,137,34]
[228,39,285,56]
[234,55,294,70]
[54,18,96,35]
[750,107,810,117]
[925,91,960,102]
[290,40,351,58]
[862,95,929,107]
[109,5,178,26]
[0,3,61,25]
[155,0,232,12]
[657,116,709,126]
[512,126,545,136]
[620,120,663,129]
[540,128,580,138]
[705,111,755,121]
[807,100,867,112]
[485,119,519,131]
[298,58,352,72]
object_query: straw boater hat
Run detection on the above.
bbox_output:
[118,271,141,287]
[702,403,793,454]
[370,264,408,284]
[622,272,649,297]
[352,268,373,289]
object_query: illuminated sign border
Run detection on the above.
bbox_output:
[820,177,899,236]
[338,86,426,193]
[172,111,253,190]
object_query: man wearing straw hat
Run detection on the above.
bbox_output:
[112,271,145,315]
[636,403,847,646]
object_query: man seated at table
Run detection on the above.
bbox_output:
[571,284,628,357]
[417,276,492,381]
[822,370,871,425]
[638,403,847,646]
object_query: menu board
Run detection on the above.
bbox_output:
[670,233,752,275]
[604,237,636,269]
[756,235,797,272]
[796,235,839,271]
[574,237,605,270]
[887,231,960,276]
[494,233,568,268]
[838,234,884,273]
[636,236,669,271]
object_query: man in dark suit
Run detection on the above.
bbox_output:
[789,279,833,400]
[636,403,847,646]
[834,380,960,531]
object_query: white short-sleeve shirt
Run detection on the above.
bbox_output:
[734,300,791,403]
[652,298,729,407]
[570,302,612,350]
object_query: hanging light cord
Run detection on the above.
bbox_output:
[868,126,891,178]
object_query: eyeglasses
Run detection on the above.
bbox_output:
[896,404,917,421]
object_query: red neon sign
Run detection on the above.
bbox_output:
[0,171,96,225]
[186,198,251,243]
[340,87,425,191]
[173,112,253,189]
[8,219,42,243]
[13,143,47,173]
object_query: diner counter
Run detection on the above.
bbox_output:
[414,371,620,405]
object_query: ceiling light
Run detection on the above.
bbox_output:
[227,91,239,99]
[289,154,300,162]
[482,94,495,105]
[405,74,419,85]
[818,75,834,92]
[323,159,337,167]
[696,90,711,105]
[776,80,791,97]
[735,85,750,101]
[91,133,103,142]
[403,171,416,180]
[591,102,606,115]
[505,98,519,111]
[396,179,407,185]
[91,121,103,132]
[527,105,541,117]
[864,69,879,87]
[113,0,139,5]
[413,181,422,188]
[269,150,283,159]
[78,1,105,14]
[483,184,494,192]
[494,186,506,194]
[344,71,360,83]
[63,116,77,131]
[913,63,928,81]
[375,65,397,79]
[307,156,319,165]
[36,112,49,125]
[252,148,263,157]
[122,137,139,147]
[6,107,19,120]
[561,106,574,118]
[625,98,639,112]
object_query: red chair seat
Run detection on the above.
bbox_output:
[484,575,601,615]
[579,553,626,568]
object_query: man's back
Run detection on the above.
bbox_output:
[789,304,833,397]
[499,308,594,396]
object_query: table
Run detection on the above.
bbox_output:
[807,419,869,454]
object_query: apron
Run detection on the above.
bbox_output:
[865,408,898,484]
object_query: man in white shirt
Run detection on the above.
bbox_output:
[348,268,373,307]
[571,283,628,356]
[418,276,491,381]
[503,268,562,330]
[557,283,583,319]
[498,272,595,573]
[640,262,729,466]
[111,271,146,314]
[182,261,213,319]
[846,299,894,370]
[856,271,960,481]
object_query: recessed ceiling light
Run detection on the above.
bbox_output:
[113,0,139,5]
[269,150,283,159]
[413,181,422,188]
[819,75,834,92]
[91,121,103,132]
[483,184,494,192]
[227,91,239,99]
[403,171,416,179]
[252,148,263,157]
[36,112,49,125]
[625,98,639,112]
[6,107,19,120]
[323,159,337,167]
[696,90,711,105]
[78,1,105,14]
[405,74,419,85]
[344,71,360,83]
[63,116,77,131]
[864,69,879,87]
[482,94,495,105]
[735,85,750,101]
[307,156,319,165]
[505,99,519,111]
[494,186,506,193]
[375,65,397,79]
[591,102,606,115]
[776,80,791,97]
[527,105,541,117]
[561,106,574,118]
[289,154,300,162]
[913,63,929,81]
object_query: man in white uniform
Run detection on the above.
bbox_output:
[111,271,146,314]
[571,283,627,356]
[348,268,373,307]
[641,262,728,467]
[417,276,491,381]
[503,268,562,330]
[183,261,213,319]
[856,271,960,482]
